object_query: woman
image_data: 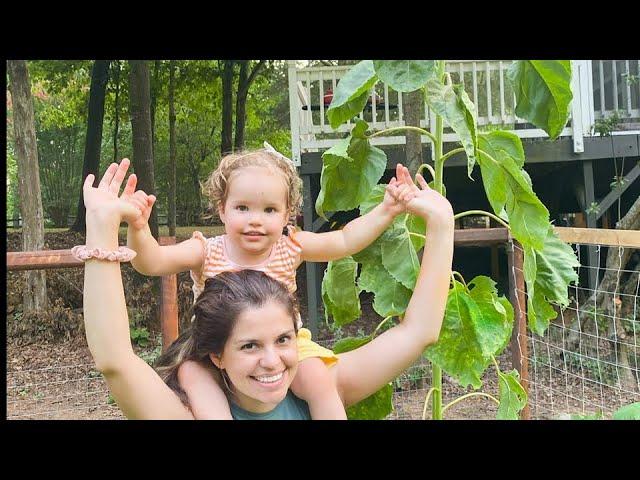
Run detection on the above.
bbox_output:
[79,159,454,419]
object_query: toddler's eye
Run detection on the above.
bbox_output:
[237,205,248,212]
[265,207,277,213]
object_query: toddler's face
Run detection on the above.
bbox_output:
[219,166,289,257]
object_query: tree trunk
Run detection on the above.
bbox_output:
[70,60,110,233]
[150,60,161,159]
[168,60,177,236]
[129,60,159,239]
[234,60,265,151]
[403,89,424,176]
[7,60,48,312]
[112,60,121,163]
[221,60,234,155]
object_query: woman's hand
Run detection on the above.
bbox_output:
[83,158,142,227]
[386,164,453,230]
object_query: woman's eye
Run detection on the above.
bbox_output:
[241,343,256,350]
[277,335,291,344]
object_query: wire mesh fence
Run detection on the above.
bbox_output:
[510,241,639,419]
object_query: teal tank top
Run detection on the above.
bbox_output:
[230,391,311,420]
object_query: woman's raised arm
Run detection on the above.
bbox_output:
[82,160,193,419]
[332,170,455,407]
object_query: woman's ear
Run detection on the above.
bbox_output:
[209,352,222,369]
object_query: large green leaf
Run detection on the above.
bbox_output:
[424,78,478,177]
[467,276,514,357]
[381,225,420,290]
[315,120,387,219]
[358,260,412,318]
[425,279,513,389]
[496,369,527,420]
[424,281,491,389]
[321,257,361,326]
[373,60,437,92]
[507,60,572,140]
[524,226,580,336]
[612,402,640,420]
[327,60,378,129]
[478,132,549,250]
[406,213,426,252]
[333,336,394,420]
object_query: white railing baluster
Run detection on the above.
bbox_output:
[472,61,478,111]
[599,60,606,115]
[319,70,325,130]
[306,70,312,128]
[499,60,505,122]
[625,60,632,115]
[459,62,465,89]
[612,60,619,111]
[287,61,301,165]
[486,61,493,120]
[384,83,390,126]
[371,84,377,129]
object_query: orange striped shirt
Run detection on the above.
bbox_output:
[189,225,303,303]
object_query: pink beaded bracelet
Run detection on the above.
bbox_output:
[71,245,137,262]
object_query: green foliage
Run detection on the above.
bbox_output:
[130,326,150,347]
[333,336,393,419]
[507,60,572,139]
[496,369,527,419]
[321,257,361,326]
[326,61,378,129]
[373,60,437,92]
[315,120,387,219]
[424,277,513,388]
[612,402,640,420]
[477,132,550,250]
[523,227,580,336]
[424,78,478,177]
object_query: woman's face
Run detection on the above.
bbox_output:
[211,301,298,413]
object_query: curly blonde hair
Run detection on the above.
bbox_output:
[202,148,303,221]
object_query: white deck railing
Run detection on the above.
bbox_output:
[287,60,640,166]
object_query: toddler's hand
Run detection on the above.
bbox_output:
[382,163,418,216]
[121,174,156,230]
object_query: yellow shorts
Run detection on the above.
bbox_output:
[297,328,338,367]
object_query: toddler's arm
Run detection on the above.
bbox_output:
[122,175,204,276]
[297,163,417,262]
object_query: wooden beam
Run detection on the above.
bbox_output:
[454,227,510,246]
[554,226,640,248]
[7,249,81,271]
[595,163,640,220]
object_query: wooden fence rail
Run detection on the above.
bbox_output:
[7,236,178,352]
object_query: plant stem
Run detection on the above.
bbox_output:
[440,147,466,164]
[442,392,500,415]
[452,271,467,288]
[432,364,442,419]
[368,126,437,145]
[417,163,436,183]
[372,315,394,339]
[454,210,511,229]
[409,231,426,240]
[421,387,439,420]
